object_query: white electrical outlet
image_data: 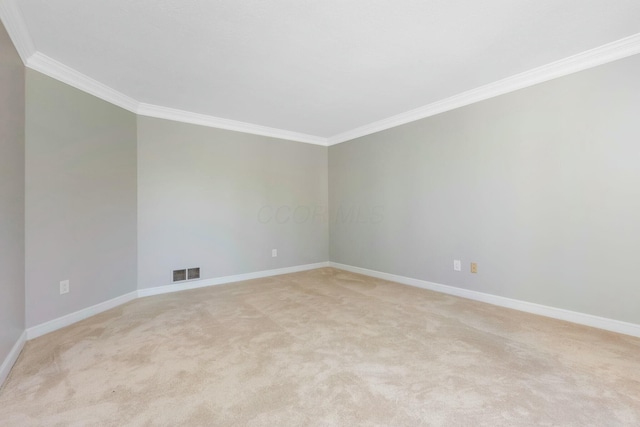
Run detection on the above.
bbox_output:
[453,260,461,272]
[60,280,70,294]
[272,249,277,257]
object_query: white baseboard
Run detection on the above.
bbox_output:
[0,331,27,389]
[25,262,330,340]
[26,291,139,340]
[0,262,328,384]
[329,262,640,338]
[9,261,638,387]
[138,262,330,297]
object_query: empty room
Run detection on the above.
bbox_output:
[1,0,639,425]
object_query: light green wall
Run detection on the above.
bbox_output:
[25,70,138,327]
[329,54,640,324]
[0,20,25,371]
[137,117,328,289]
[11,43,640,332]
[22,72,329,326]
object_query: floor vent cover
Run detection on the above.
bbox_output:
[188,267,200,280]
[172,269,187,282]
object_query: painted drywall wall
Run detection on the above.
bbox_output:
[25,70,137,328]
[137,116,328,289]
[0,20,25,370]
[329,54,640,325]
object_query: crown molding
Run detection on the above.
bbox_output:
[2,3,326,145]
[25,51,327,145]
[327,32,640,145]
[0,0,36,63]
[4,0,639,148]
[137,103,328,146]
[26,52,140,113]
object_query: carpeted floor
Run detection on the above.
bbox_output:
[1,268,639,426]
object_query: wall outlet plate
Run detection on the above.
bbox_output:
[471,262,478,274]
[453,260,461,271]
[272,249,277,257]
[60,280,70,294]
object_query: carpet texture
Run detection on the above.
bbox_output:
[1,268,639,426]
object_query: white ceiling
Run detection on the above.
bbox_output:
[5,0,640,143]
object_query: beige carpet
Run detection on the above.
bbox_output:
[1,268,639,426]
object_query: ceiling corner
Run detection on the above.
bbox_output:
[326,32,640,146]
[0,0,35,64]
[26,52,140,113]
[5,0,640,150]
[137,103,329,146]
